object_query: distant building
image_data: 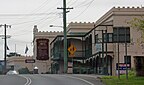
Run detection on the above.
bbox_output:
[7,55,50,74]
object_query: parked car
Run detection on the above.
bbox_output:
[6,70,19,75]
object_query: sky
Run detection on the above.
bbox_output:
[0,0,143,60]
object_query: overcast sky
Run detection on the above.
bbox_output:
[0,0,143,60]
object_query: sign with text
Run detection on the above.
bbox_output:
[25,59,35,63]
[116,63,131,70]
[36,39,49,60]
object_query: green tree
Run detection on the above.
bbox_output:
[129,17,144,76]
[129,17,144,31]
[129,17,144,43]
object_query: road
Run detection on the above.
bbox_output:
[0,74,105,85]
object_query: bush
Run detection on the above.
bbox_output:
[18,67,30,74]
[129,68,136,76]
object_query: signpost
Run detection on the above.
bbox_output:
[68,44,76,74]
[116,63,131,75]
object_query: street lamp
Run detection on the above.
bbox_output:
[49,25,63,28]
[0,35,11,39]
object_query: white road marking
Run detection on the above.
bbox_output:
[19,75,32,85]
[63,75,94,85]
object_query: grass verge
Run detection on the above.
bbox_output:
[101,75,144,85]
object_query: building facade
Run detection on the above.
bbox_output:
[31,7,144,75]
[7,55,52,74]
[50,7,144,75]
[91,7,144,75]
[32,22,94,74]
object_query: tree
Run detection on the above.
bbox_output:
[129,17,144,76]
[129,17,144,37]
[129,17,144,44]
[130,17,144,29]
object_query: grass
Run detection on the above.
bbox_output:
[101,74,144,85]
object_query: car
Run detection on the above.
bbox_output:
[6,70,19,75]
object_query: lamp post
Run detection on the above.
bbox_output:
[49,25,63,28]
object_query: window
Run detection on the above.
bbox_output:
[113,27,130,43]
[124,56,131,64]
[104,33,113,43]
[95,34,99,43]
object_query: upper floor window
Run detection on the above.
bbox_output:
[113,27,130,43]
[104,33,113,43]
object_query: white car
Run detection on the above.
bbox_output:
[6,70,19,75]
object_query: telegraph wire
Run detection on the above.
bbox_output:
[72,0,89,8]
[70,0,95,20]
[9,0,58,26]
[29,0,51,14]
[75,1,94,8]
[10,0,61,27]
[0,13,58,17]
[7,0,51,25]
[11,16,57,25]
[67,0,78,7]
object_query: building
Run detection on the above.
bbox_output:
[31,7,144,75]
[7,55,52,74]
[32,22,94,74]
[91,6,144,75]
[33,25,63,73]
[50,7,144,75]
[7,56,34,72]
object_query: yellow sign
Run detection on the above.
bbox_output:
[68,44,77,57]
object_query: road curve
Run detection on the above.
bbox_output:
[21,74,104,85]
[0,74,104,85]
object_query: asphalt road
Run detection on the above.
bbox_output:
[0,74,105,85]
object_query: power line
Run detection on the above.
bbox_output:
[71,0,89,8]
[70,0,95,20]
[9,0,60,26]
[11,16,57,25]
[67,0,79,7]
[29,0,51,14]
[0,13,58,17]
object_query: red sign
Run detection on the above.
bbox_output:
[36,39,49,60]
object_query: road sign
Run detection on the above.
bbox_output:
[116,63,131,70]
[25,59,35,63]
[68,44,76,57]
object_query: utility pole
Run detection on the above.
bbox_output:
[125,28,128,79]
[0,24,11,74]
[57,0,73,73]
